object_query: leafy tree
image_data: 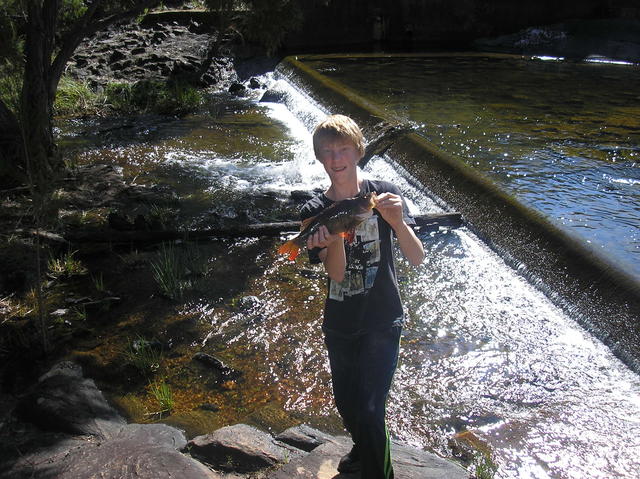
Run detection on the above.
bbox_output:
[0,0,302,193]
[239,0,302,56]
[0,0,163,192]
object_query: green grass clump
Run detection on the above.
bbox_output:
[150,242,209,300]
[150,379,174,417]
[105,80,203,116]
[474,452,498,479]
[123,336,163,377]
[51,76,203,118]
[54,76,103,116]
[47,250,87,278]
[150,242,189,300]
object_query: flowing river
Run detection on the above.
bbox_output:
[59,59,640,479]
[300,54,640,280]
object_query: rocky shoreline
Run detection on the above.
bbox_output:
[0,361,468,478]
[65,16,272,98]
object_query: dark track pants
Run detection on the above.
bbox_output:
[325,326,401,479]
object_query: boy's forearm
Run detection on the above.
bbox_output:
[392,221,425,266]
[320,239,347,283]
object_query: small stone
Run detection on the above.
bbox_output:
[228,82,247,96]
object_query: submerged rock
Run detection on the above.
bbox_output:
[193,352,242,381]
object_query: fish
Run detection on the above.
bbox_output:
[278,192,379,261]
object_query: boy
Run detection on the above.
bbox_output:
[301,115,424,478]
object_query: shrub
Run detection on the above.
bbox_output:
[54,76,102,117]
[105,80,203,116]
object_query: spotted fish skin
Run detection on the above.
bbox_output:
[278,192,379,261]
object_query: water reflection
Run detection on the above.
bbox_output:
[301,55,640,279]
[55,71,640,478]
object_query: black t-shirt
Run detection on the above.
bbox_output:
[300,179,415,337]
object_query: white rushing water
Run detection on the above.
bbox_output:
[251,74,640,479]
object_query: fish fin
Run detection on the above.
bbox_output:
[342,229,356,244]
[278,240,300,261]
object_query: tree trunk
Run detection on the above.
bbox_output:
[21,0,62,196]
[0,101,24,188]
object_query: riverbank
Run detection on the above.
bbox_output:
[0,16,476,475]
[0,361,470,478]
[3,11,639,479]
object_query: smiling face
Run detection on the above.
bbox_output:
[316,137,362,187]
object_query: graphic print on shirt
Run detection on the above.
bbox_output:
[329,215,380,301]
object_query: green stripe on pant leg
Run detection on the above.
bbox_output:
[383,423,393,478]
[383,329,401,478]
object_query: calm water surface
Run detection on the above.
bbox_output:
[58,73,640,479]
[302,55,640,279]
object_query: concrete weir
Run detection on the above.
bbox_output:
[277,53,640,373]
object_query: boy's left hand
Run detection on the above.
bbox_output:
[375,192,405,229]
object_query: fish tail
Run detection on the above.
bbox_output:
[278,240,300,261]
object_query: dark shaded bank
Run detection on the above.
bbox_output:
[275,53,640,375]
[281,0,638,52]
[0,361,468,479]
[474,18,640,63]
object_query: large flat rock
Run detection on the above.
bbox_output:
[269,435,468,479]
[2,422,219,479]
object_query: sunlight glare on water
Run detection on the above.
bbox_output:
[60,71,640,478]
[300,55,640,279]
[268,75,640,478]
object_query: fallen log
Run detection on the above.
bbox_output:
[359,122,414,169]
[28,212,462,244]
[413,212,463,233]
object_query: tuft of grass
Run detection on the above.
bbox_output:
[70,305,87,322]
[149,379,174,417]
[148,204,177,230]
[150,242,189,300]
[62,208,110,229]
[105,80,203,116]
[150,242,211,299]
[50,76,203,119]
[47,250,87,278]
[473,452,498,479]
[122,336,163,377]
[54,76,102,117]
[91,272,106,293]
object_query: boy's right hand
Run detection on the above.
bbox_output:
[306,225,342,250]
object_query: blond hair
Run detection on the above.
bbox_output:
[312,115,365,159]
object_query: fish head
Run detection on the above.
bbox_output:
[351,192,379,221]
[364,192,379,210]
